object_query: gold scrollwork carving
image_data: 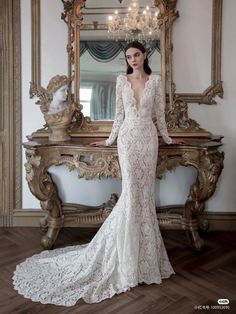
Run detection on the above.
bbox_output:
[60,193,118,226]
[199,82,224,105]
[156,153,182,179]
[54,152,121,180]
[71,114,99,132]
[25,150,41,182]
[156,149,224,218]
[24,148,63,249]
[185,151,224,216]
[166,98,203,131]
[74,154,121,179]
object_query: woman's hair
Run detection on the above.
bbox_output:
[124,41,152,75]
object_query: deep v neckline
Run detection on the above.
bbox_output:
[125,75,151,111]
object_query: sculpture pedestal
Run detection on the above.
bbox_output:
[23,136,224,250]
[48,126,71,141]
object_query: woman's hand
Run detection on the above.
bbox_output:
[89,140,107,147]
[171,138,186,145]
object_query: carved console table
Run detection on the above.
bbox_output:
[23,136,224,251]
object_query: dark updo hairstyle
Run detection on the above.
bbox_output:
[125,41,152,75]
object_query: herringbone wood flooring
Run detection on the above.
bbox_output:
[0,227,235,314]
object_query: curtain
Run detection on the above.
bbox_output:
[90,82,116,120]
[80,40,160,62]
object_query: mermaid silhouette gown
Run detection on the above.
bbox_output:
[13,74,175,306]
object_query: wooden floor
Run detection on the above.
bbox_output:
[0,227,235,314]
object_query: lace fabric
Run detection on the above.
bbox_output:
[13,74,174,306]
[105,74,172,146]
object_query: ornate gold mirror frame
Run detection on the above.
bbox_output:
[31,0,223,138]
[60,0,179,137]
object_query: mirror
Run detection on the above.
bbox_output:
[80,42,161,120]
[60,0,175,135]
[79,1,162,120]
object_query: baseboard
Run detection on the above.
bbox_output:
[13,209,45,227]
[199,212,236,231]
[12,209,236,231]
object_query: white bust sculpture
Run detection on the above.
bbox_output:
[48,84,68,114]
[30,75,76,141]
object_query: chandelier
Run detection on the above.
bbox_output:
[107,0,160,43]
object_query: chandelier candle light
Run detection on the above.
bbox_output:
[108,0,160,43]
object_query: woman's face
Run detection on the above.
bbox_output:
[125,47,147,71]
[54,85,68,102]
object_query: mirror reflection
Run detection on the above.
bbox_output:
[80,42,161,120]
[80,0,161,121]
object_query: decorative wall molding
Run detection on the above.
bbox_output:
[175,0,223,105]
[13,0,22,211]
[13,209,236,231]
[0,0,22,226]
[31,0,41,85]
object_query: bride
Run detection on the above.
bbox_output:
[13,41,184,306]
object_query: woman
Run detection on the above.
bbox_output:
[13,41,183,306]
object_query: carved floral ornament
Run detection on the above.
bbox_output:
[53,152,121,180]
[25,150,41,182]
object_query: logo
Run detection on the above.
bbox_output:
[217,299,229,305]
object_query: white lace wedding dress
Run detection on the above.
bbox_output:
[13,74,175,306]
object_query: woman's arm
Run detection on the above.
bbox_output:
[154,75,172,144]
[105,75,125,146]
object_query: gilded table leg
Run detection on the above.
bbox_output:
[25,149,63,249]
[185,225,204,251]
[40,198,64,249]
[184,150,224,250]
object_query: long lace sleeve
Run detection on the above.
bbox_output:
[105,75,125,146]
[154,75,172,144]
